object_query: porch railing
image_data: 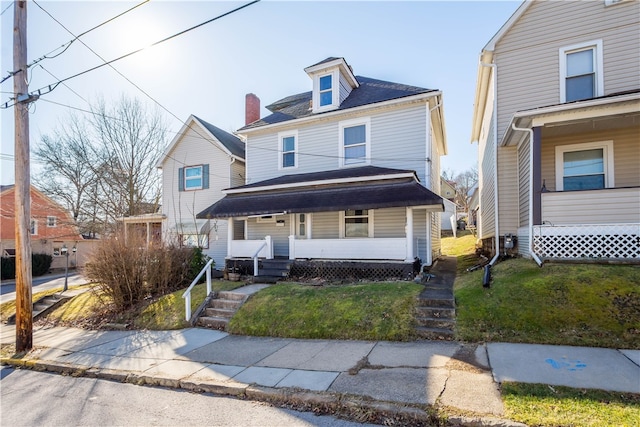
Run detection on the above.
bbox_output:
[229,236,273,259]
[532,223,640,261]
[288,236,408,260]
[181,258,214,321]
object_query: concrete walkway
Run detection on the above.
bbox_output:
[1,280,639,426]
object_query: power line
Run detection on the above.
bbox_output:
[29,0,150,67]
[0,0,150,85]
[0,2,11,16]
[24,0,261,101]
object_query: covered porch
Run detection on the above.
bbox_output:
[198,166,444,272]
[504,91,640,263]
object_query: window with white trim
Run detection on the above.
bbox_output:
[555,141,614,191]
[184,166,203,190]
[30,219,38,235]
[339,118,370,167]
[278,131,297,169]
[342,209,372,238]
[47,216,57,227]
[319,74,333,107]
[559,40,603,103]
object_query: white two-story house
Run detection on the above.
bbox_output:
[471,0,640,264]
[157,115,245,268]
[197,57,447,279]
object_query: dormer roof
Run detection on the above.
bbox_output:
[304,57,359,89]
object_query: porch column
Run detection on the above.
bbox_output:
[405,207,414,262]
[532,126,542,225]
[227,217,233,258]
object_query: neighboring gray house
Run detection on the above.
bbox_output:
[157,115,245,268]
[470,0,640,264]
[197,57,447,278]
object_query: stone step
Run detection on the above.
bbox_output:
[417,296,455,309]
[204,307,235,318]
[33,303,49,312]
[259,268,289,277]
[415,316,456,330]
[197,316,229,330]
[415,306,456,319]
[415,326,455,340]
[217,291,246,301]
[210,299,244,310]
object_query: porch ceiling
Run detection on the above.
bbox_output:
[197,178,444,219]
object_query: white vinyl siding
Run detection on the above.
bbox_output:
[493,0,640,142]
[244,104,430,185]
[247,216,290,257]
[311,211,340,239]
[374,207,405,238]
[160,120,243,267]
[430,211,441,261]
[479,111,496,239]
[412,208,428,263]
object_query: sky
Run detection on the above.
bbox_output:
[0,0,522,185]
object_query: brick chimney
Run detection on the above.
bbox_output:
[245,93,260,126]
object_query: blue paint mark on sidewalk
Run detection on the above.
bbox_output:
[545,357,587,371]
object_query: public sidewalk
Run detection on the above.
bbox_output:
[2,320,638,426]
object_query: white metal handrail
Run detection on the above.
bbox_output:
[181,258,214,321]
[252,241,267,277]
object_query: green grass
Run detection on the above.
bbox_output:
[441,231,479,272]
[502,382,640,427]
[0,286,81,322]
[228,282,422,341]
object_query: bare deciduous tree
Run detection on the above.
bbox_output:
[34,95,167,236]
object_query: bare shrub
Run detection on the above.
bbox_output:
[85,233,206,311]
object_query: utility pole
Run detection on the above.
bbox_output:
[14,0,33,352]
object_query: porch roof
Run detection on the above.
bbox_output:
[197,178,444,219]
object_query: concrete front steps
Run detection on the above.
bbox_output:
[5,294,71,325]
[196,291,248,331]
[414,256,457,340]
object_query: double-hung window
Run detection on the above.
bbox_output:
[279,131,297,169]
[319,74,333,107]
[179,164,209,191]
[555,141,614,191]
[47,216,57,227]
[30,219,37,235]
[343,209,372,238]
[339,118,370,167]
[560,40,603,103]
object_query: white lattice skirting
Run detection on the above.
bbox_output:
[532,223,640,261]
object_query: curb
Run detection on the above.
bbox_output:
[1,356,525,427]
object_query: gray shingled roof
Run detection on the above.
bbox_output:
[228,166,418,191]
[239,76,437,131]
[193,115,245,158]
[197,178,443,219]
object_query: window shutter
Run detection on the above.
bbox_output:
[203,164,209,189]
[178,167,184,191]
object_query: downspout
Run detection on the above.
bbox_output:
[480,62,500,266]
[511,123,544,266]
[425,97,442,267]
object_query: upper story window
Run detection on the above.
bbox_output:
[560,40,603,103]
[555,141,614,191]
[179,164,209,191]
[339,117,371,167]
[278,131,298,169]
[319,74,333,107]
[47,216,57,227]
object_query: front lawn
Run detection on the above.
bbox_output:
[454,258,640,348]
[228,281,422,341]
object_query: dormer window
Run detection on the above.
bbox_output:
[305,57,359,114]
[319,74,333,107]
